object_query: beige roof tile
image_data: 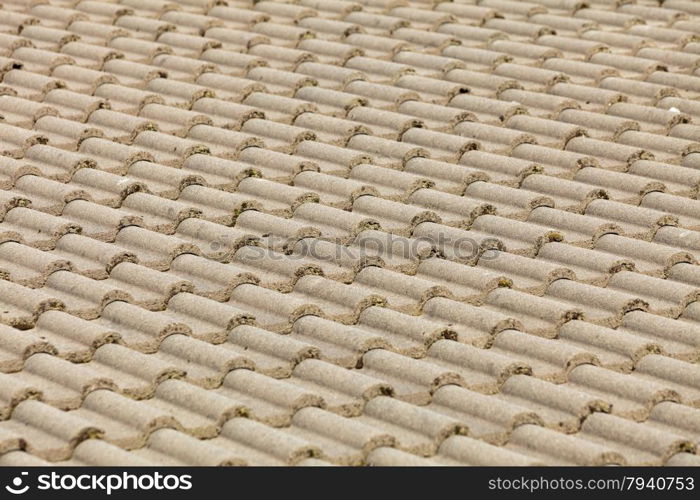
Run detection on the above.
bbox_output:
[580,412,694,465]
[2,206,80,249]
[0,94,57,127]
[0,323,54,374]
[466,181,550,216]
[32,309,118,362]
[403,157,488,193]
[0,240,71,286]
[479,249,574,293]
[434,434,542,465]
[506,424,624,465]
[358,396,464,454]
[1,399,102,460]
[637,357,700,407]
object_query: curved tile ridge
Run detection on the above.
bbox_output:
[2,321,698,446]
[1,374,695,465]
[1,217,697,380]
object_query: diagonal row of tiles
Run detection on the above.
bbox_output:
[0,236,696,466]
[2,3,699,89]
[1,224,700,348]
[3,181,700,331]
[0,347,698,465]
[1,314,699,420]
[0,1,696,366]
[0,5,696,243]
[1,137,700,236]
[2,398,695,466]
[0,2,696,468]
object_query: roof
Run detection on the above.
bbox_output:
[0,0,699,466]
